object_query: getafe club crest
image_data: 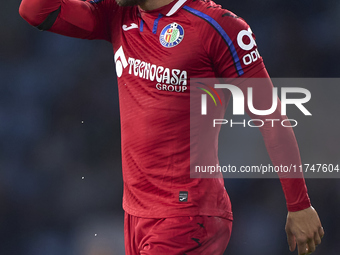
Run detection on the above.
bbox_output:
[159,23,184,48]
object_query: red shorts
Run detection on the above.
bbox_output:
[124,212,233,255]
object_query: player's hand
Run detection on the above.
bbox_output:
[285,206,324,255]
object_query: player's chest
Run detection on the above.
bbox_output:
[112,12,213,88]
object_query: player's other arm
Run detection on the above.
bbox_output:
[203,11,324,255]
[19,0,114,40]
[239,69,324,255]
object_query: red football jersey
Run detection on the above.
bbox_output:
[19,0,311,219]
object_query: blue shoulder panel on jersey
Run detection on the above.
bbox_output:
[153,13,163,34]
[182,5,244,76]
[140,20,144,32]
[89,0,105,3]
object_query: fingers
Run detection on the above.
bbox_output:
[307,238,316,254]
[285,208,324,255]
[297,239,307,255]
[319,226,325,238]
[286,230,296,251]
[314,230,322,246]
[296,236,314,255]
[296,230,322,255]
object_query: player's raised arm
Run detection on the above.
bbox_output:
[19,0,116,41]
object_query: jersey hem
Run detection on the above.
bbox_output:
[123,203,234,221]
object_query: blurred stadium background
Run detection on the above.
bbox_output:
[0,0,339,254]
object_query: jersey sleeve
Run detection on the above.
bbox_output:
[19,0,118,41]
[200,8,311,211]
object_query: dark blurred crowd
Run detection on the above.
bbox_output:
[0,0,339,254]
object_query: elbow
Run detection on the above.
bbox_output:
[19,1,42,27]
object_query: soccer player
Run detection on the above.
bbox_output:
[19,0,324,254]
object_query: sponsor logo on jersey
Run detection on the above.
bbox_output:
[159,23,184,48]
[114,46,188,92]
[237,28,261,66]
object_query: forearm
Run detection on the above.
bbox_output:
[240,67,311,211]
[258,113,311,211]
